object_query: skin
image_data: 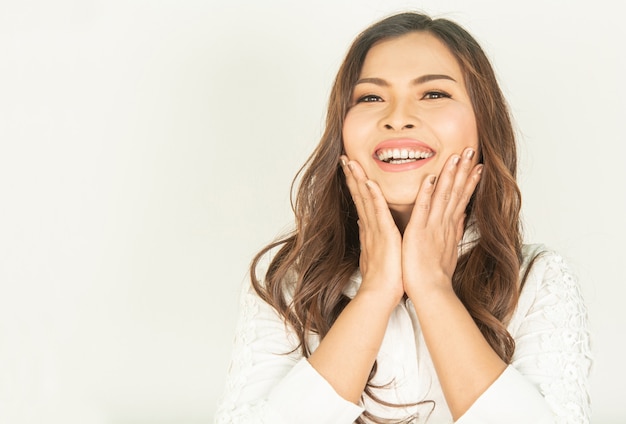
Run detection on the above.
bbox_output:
[308,32,506,420]
[342,31,480,231]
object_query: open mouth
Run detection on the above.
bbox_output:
[376,148,435,164]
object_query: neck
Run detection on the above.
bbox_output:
[390,205,412,235]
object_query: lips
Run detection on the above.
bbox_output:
[372,139,435,172]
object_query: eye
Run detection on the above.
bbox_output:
[356,94,383,103]
[423,91,451,100]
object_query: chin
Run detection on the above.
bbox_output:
[380,185,419,206]
[385,197,417,213]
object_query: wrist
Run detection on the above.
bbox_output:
[405,274,456,305]
[353,284,402,313]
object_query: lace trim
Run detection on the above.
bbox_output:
[215,284,263,423]
[536,254,592,424]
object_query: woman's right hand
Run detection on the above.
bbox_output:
[340,156,404,308]
[306,158,405,404]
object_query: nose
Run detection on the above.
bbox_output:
[384,122,415,130]
[381,100,418,131]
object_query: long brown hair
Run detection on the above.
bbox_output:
[251,12,524,421]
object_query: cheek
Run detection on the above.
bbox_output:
[433,106,478,150]
[341,115,353,154]
[342,113,369,157]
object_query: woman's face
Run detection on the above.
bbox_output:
[342,31,479,216]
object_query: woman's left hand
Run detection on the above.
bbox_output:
[402,147,483,299]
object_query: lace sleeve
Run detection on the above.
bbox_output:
[214,280,299,423]
[214,280,363,424]
[511,249,593,423]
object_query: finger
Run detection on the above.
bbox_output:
[364,179,397,233]
[348,160,380,231]
[340,155,358,195]
[428,153,461,222]
[446,148,478,218]
[344,158,397,233]
[408,174,437,228]
[456,213,467,244]
[451,163,483,221]
[357,219,368,273]
[340,156,369,226]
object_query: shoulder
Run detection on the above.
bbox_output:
[508,245,592,421]
[510,244,587,333]
[519,244,578,293]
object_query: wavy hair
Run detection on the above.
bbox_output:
[250,12,525,423]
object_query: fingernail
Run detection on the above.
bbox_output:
[340,157,347,167]
[429,175,437,185]
[452,156,460,166]
[477,165,484,174]
[466,149,475,159]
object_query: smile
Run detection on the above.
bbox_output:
[376,148,435,164]
[372,139,436,172]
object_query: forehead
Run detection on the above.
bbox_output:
[360,31,464,80]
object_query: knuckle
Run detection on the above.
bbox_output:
[439,191,452,203]
[461,191,472,205]
[417,200,430,211]
[452,187,464,199]
[454,188,469,203]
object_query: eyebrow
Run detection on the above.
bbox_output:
[355,74,457,86]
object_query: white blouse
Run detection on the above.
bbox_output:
[215,244,592,423]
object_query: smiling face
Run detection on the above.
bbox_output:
[342,31,479,217]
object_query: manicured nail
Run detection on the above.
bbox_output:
[452,156,460,166]
[477,165,484,174]
[340,157,347,167]
[429,175,437,185]
[466,149,475,159]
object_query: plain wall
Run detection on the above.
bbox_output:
[0,0,624,422]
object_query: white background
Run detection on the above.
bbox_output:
[0,0,624,423]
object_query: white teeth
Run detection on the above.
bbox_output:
[376,148,434,163]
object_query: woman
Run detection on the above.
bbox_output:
[215,12,591,424]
